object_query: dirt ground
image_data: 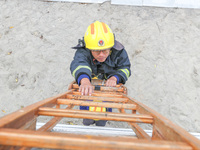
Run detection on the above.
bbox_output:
[0,0,200,132]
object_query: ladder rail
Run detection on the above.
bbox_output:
[0,80,199,149]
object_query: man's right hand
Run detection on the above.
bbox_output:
[79,78,93,96]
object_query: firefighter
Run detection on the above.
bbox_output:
[70,21,131,126]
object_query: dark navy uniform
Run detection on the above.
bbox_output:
[70,40,131,83]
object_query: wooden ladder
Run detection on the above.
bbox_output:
[0,79,199,150]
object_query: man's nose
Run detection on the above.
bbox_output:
[99,51,104,56]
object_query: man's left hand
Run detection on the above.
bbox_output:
[105,76,117,87]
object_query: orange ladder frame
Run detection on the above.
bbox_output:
[0,79,199,150]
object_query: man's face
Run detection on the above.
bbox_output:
[91,49,110,62]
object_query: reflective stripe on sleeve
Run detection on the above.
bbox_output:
[89,106,106,112]
[118,68,130,78]
[72,65,92,77]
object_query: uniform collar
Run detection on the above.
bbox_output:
[112,40,124,50]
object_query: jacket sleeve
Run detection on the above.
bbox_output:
[108,49,131,84]
[70,49,92,82]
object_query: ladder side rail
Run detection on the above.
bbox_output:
[118,108,151,140]
[126,95,200,149]
[67,80,77,90]
[19,117,37,130]
[0,91,71,129]
[129,122,152,140]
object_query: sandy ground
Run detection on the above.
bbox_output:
[0,0,200,132]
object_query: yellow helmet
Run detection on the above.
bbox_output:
[84,21,114,50]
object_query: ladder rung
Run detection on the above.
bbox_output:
[57,99,137,110]
[38,108,153,124]
[66,94,129,102]
[72,83,121,88]
[0,128,192,150]
[72,84,124,92]
[72,91,123,98]
[86,90,124,94]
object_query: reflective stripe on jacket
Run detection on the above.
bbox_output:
[89,106,106,112]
